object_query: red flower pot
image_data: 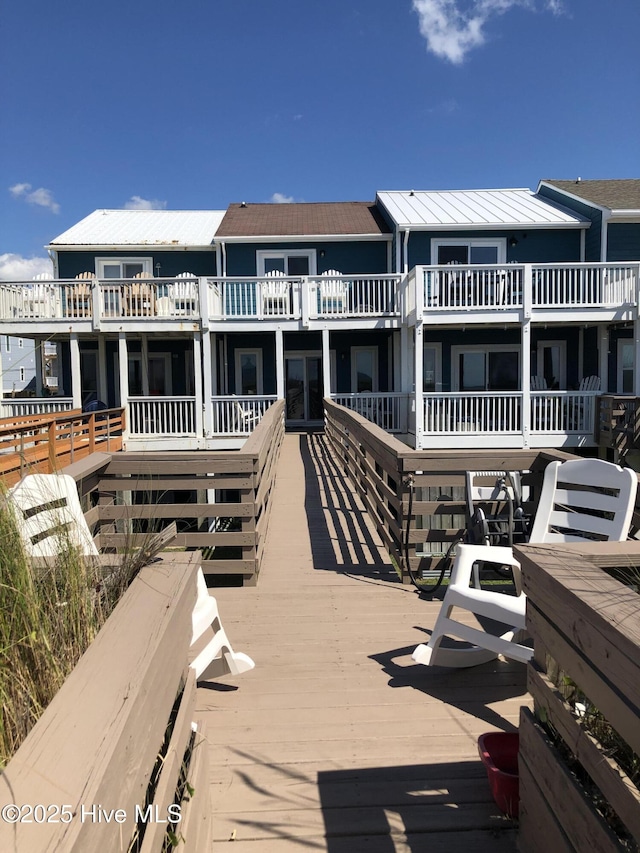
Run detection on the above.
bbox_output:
[478,731,519,818]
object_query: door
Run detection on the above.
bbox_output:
[285,354,323,422]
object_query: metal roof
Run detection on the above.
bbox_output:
[49,209,225,248]
[376,188,589,230]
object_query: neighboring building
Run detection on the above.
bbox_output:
[0,180,638,450]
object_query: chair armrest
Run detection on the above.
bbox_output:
[449,544,520,586]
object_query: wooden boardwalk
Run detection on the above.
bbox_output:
[195,432,528,852]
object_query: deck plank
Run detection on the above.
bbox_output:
[195,432,528,851]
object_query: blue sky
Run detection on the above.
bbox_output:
[1,0,638,277]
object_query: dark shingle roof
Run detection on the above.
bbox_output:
[542,179,640,211]
[216,202,391,238]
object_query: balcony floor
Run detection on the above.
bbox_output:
[196,432,528,851]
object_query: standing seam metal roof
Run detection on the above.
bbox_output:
[376,188,588,228]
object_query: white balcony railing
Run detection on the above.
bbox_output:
[422,266,524,311]
[308,275,402,318]
[418,263,639,314]
[211,395,278,435]
[330,392,409,432]
[128,397,196,436]
[532,264,637,308]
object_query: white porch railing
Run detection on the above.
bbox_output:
[417,263,639,314]
[128,397,196,435]
[530,391,598,434]
[423,392,522,434]
[308,275,402,318]
[0,397,74,418]
[422,266,524,311]
[208,278,298,320]
[211,395,278,435]
[532,263,637,308]
[330,392,408,432]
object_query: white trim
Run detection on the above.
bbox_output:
[96,257,153,277]
[451,344,520,392]
[223,234,390,245]
[256,249,317,276]
[234,348,263,395]
[431,237,507,264]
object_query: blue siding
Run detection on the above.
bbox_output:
[407,228,582,268]
[607,223,640,261]
[224,241,388,277]
[57,250,217,279]
[537,186,601,261]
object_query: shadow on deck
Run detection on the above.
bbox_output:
[196,431,527,852]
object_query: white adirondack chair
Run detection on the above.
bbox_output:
[319,269,347,314]
[8,473,254,681]
[169,272,199,316]
[412,458,637,668]
[261,269,289,316]
[530,375,547,391]
[579,375,601,391]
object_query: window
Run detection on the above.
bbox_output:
[256,250,316,277]
[423,344,442,392]
[96,257,153,279]
[18,338,23,348]
[5,337,10,353]
[235,350,263,395]
[452,345,519,391]
[618,340,634,394]
[19,368,25,382]
[351,347,378,393]
[431,238,506,265]
[128,353,172,396]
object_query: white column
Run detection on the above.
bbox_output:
[70,333,81,409]
[521,321,531,448]
[322,327,331,398]
[400,325,410,393]
[275,328,284,399]
[140,334,149,396]
[194,332,203,438]
[35,341,44,396]
[118,333,129,408]
[202,330,213,437]
[598,325,609,393]
[98,336,107,403]
[414,324,423,449]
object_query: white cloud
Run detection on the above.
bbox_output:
[123,195,167,210]
[412,0,563,64]
[0,253,53,281]
[9,183,60,214]
[270,193,295,204]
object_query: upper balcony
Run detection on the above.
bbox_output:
[408,262,640,325]
[0,273,402,332]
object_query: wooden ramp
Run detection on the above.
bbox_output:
[195,432,528,851]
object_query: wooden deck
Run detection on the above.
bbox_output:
[196,431,529,851]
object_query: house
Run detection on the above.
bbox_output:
[0,179,637,451]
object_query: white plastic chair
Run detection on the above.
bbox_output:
[530,375,548,391]
[412,458,637,668]
[190,570,255,679]
[261,270,289,316]
[8,473,254,681]
[169,272,199,316]
[320,270,347,314]
[232,395,260,433]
